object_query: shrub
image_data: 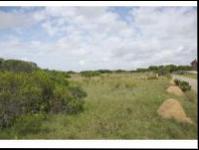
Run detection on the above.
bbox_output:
[179,81,191,92]
[81,71,101,78]
[174,79,191,92]
[0,59,87,129]
[0,71,54,128]
[0,59,38,72]
[13,114,47,136]
[50,86,86,114]
[174,79,180,86]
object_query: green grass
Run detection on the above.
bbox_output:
[178,73,197,79]
[0,73,197,139]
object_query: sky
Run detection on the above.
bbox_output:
[0,6,197,71]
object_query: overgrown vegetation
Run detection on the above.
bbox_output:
[0,58,196,139]
[4,72,194,139]
[73,64,193,77]
[80,71,101,77]
[0,58,38,73]
[174,79,191,92]
[136,65,191,74]
[0,58,87,130]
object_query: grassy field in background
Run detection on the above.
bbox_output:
[178,73,197,79]
[0,73,197,139]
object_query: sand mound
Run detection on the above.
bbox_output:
[166,85,184,96]
[157,98,193,124]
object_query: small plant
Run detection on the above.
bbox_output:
[179,81,191,92]
[174,79,180,86]
[50,86,86,114]
[174,79,191,92]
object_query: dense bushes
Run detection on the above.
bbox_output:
[0,66,87,129]
[80,71,101,77]
[13,114,47,136]
[0,71,54,128]
[44,69,70,86]
[0,58,38,73]
[174,79,191,92]
[50,86,87,114]
[137,64,193,75]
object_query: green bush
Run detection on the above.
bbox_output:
[81,71,101,77]
[174,79,191,92]
[0,59,38,72]
[0,71,54,128]
[174,79,180,86]
[13,114,47,136]
[0,59,87,130]
[50,86,86,114]
[179,81,191,92]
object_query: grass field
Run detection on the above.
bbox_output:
[178,73,197,79]
[0,72,197,139]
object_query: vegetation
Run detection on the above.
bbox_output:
[0,58,87,130]
[0,58,197,139]
[146,64,192,75]
[0,58,38,73]
[174,79,191,92]
[80,71,101,77]
[177,73,197,79]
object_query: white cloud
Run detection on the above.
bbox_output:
[0,6,197,71]
[0,10,38,29]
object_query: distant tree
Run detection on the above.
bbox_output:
[97,69,112,73]
[0,58,4,69]
[1,59,38,72]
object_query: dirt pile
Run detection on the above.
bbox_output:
[157,98,193,124]
[166,85,184,96]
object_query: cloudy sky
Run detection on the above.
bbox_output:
[0,6,197,71]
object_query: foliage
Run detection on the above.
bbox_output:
[0,59,87,129]
[50,86,86,114]
[0,59,38,72]
[44,69,70,86]
[0,71,54,128]
[13,114,47,136]
[0,72,197,139]
[97,69,112,74]
[137,64,193,75]
[80,71,101,77]
[174,79,191,92]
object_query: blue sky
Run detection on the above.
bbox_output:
[0,6,197,71]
